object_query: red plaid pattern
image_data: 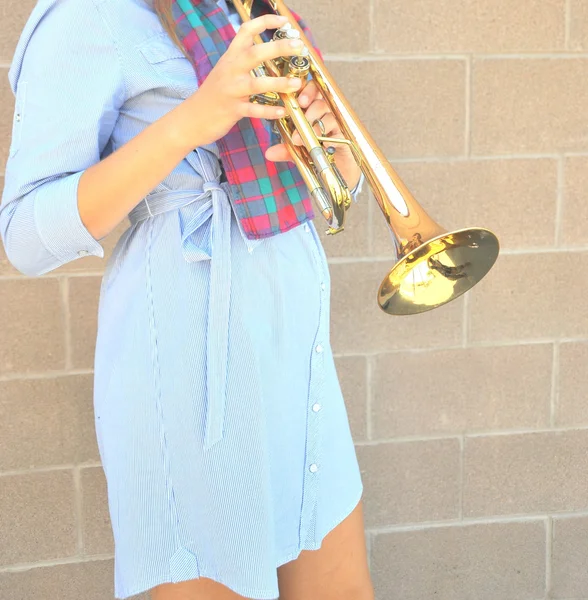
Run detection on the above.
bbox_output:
[173,0,319,240]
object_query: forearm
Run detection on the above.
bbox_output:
[2,14,303,277]
[78,96,201,240]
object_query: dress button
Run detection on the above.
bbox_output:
[309,463,318,473]
[312,403,321,412]
[321,282,326,291]
[78,250,89,257]
[304,223,310,233]
[315,344,324,353]
[15,114,21,122]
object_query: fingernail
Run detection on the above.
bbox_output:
[290,39,303,48]
[289,78,302,88]
[277,108,286,116]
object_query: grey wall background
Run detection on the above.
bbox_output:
[2,1,588,598]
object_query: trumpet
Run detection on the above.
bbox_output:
[232,0,500,316]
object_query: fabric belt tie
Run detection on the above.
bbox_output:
[129,170,232,450]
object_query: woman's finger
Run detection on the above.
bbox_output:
[265,143,294,163]
[298,80,319,108]
[303,99,330,126]
[245,38,307,71]
[246,75,303,97]
[240,101,287,120]
[231,14,289,51]
[291,112,338,145]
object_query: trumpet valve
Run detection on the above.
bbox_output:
[273,24,298,41]
[287,55,310,79]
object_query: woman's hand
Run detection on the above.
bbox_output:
[265,81,362,191]
[181,15,307,148]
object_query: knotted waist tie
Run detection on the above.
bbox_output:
[128,151,237,450]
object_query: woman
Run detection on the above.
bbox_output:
[1,0,373,598]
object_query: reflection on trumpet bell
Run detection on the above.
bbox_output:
[378,228,500,316]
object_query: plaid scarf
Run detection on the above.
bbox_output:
[173,0,317,240]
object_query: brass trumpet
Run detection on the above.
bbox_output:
[232,0,500,316]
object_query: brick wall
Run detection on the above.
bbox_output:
[1,0,588,598]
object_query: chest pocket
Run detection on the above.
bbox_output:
[138,31,198,100]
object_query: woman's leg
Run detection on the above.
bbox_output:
[151,501,373,600]
[151,578,251,600]
[277,500,375,600]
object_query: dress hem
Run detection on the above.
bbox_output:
[275,484,364,568]
[114,484,364,600]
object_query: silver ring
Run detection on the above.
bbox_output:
[313,118,326,136]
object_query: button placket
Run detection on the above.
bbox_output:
[298,227,328,548]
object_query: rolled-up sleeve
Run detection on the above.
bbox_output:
[0,0,127,276]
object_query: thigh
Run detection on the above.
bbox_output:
[277,500,374,600]
[151,578,251,600]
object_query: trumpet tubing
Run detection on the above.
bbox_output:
[232,0,500,315]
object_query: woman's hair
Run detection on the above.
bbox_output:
[154,0,195,64]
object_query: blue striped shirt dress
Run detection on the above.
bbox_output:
[0,0,365,598]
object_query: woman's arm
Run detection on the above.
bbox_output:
[1,1,302,276]
[79,13,305,242]
[76,100,203,242]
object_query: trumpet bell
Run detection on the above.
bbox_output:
[230,0,501,316]
[378,228,500,316]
